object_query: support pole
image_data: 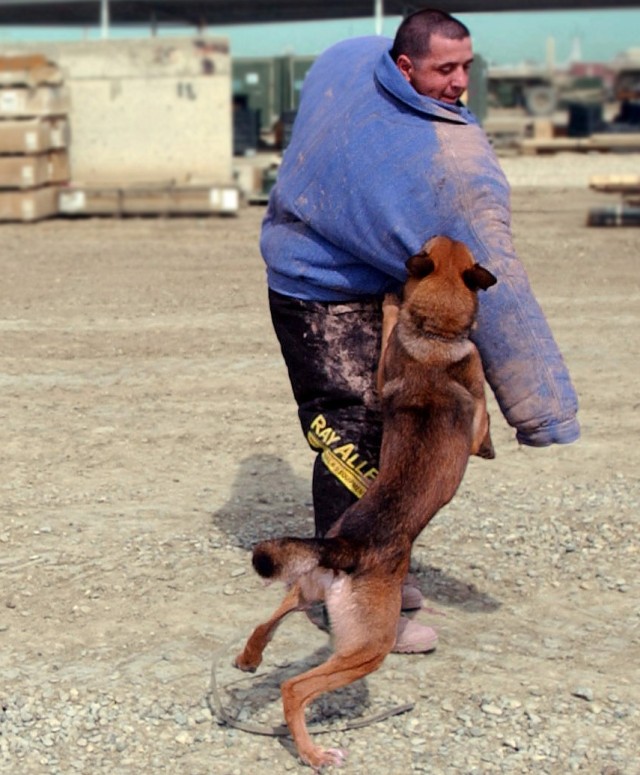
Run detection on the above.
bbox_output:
[100,0,110,39]
[374,0,383,35]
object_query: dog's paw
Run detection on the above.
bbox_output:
[474,427,495,459]
[232,653,259,673]
[476,437,495,459]
[304,746,348,770]
[323,748,348,768]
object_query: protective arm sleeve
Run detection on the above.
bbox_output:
[447,143,580,447]
[472,242,580,447]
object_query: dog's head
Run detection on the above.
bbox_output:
[403,236,496,337]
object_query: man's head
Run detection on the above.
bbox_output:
[390,8,473,104]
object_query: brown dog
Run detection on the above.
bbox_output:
[233,236,496,770]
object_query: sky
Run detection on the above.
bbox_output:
[219,10,640,66]
[1,10,640,67]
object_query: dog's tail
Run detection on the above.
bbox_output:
[252,536,361,582]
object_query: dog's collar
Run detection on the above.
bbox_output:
[405,319,473,344]
[397,323,474,363]
[417,327,470,344]
[403,307,473,344]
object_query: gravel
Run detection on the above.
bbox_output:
[3,485,638,775]
[1,151,638,774]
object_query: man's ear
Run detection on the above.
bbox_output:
[395,54,413,84]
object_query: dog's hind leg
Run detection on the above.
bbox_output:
[234,583,303,673]
[281,644,391,770]
[281,580,398,771]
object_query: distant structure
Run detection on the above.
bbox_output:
[569,36,583,64]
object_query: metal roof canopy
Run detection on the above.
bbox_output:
[1,1,640,27]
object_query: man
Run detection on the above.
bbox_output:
[260,9,580,652]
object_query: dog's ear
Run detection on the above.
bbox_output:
[406,252,435,279]
[462,264,497,292]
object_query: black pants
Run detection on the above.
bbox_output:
[269,289,384,537]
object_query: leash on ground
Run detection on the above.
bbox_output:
[207,638,415,738]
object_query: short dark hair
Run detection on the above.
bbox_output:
[390,8,470,62]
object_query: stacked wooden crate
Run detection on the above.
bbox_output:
[4,39,239,217]
[0,54,70,222]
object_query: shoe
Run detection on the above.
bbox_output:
[393,616,438,654]
[401,573,424,611]
[401,583,424,611]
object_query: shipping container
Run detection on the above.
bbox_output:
[233,55,315,132]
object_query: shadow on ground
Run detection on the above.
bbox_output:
[213,453,501,614]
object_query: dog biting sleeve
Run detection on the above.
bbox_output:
[260,37,580,447]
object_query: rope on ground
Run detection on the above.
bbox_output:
[207,638,415,738]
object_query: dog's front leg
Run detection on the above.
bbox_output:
[377,292,401,395]
[234,583,303,673]
[467,348,495,459]
[472,402,495,459]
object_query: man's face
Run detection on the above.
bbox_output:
[396,33,474,104]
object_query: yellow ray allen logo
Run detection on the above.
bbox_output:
[307,414,378,499]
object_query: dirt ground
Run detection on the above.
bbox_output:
[1,181,639,773]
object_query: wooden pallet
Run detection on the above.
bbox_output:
[589,173,640,193]
[518,133,640,155]
[589,174,640,207]
[587,174,640,226]
[57,183,240,217]
[0,185,59,221]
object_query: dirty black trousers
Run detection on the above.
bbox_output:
[268,289,384,537]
